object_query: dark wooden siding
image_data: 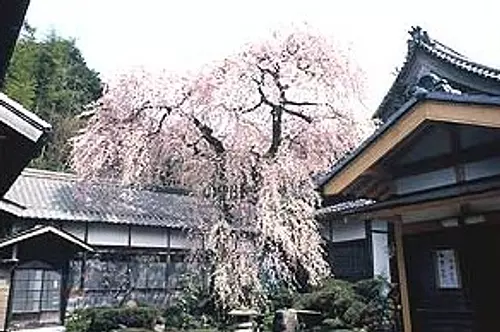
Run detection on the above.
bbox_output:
[326,239,372,281]
[404,223,500,332]
[404,229,472,332]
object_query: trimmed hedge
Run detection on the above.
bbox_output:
[66,307,158,332]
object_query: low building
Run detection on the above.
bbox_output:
[1,168,202,314]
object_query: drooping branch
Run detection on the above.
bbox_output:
[242,98,264,113]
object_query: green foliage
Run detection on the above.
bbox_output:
[162,272,225,331]
[66,308,93,332]
[3,23,101,171]
[293,278,396,332]
[65,307,158,332]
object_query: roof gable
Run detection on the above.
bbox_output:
[0,225,93,252]
[375,26,500,122]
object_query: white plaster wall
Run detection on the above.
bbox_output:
[130,226,168,248]
[371,220,390,281]
[87,223,128,246]
[169,229,191,249]
[61,223,86,241]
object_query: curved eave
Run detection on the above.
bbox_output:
[373,39,500,121]
[319,92,500,197]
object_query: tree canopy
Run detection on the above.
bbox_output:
[3,23,102,170]
[72,28,371,308]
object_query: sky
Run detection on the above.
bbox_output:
[25,0,500,112]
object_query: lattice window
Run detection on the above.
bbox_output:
[12,269,61,313]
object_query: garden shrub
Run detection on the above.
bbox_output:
[65,307,158,332]
[293,277,396,332]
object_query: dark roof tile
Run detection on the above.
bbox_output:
[1,168,210,228]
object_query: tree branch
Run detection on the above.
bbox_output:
[265,106,283,158]
[242,98,264,113]
[191,117,225,154]
[283,100,318,107]
[147,93,191,135]
[282,107,313,123]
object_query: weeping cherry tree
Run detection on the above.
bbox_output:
[71,28,371,308]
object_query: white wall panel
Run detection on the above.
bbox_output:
[131,226,167,248]
[87,223,128,246]
[371,221,390,281]
[169,229,191,249]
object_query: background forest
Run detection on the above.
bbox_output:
[2,23,102,171]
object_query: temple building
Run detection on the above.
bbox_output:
[319,26,500,332]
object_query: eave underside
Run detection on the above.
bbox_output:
[0,0,30,87]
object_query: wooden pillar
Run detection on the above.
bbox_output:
[60,261,70,325]
[0,267,13,331]
[394,220,412,332]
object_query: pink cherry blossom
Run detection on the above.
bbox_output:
[71,27,372,308]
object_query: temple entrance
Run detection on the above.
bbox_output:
[404,222,500,332]
[462,223,500,332]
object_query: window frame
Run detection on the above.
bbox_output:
[11,268,61,314]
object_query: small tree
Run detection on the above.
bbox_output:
[72,27,371,308]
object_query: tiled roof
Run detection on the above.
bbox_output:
[316,199,374,218]
[374,26,500,121]
[420,39,500,80]
[0,168,208,228]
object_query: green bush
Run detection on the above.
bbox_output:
[66,307,158,332]
[294,278,395,332]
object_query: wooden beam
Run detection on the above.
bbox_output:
[323,104,427,196]
[322,101,500,196]
[394,220,412,332]
[426,101,500,129]
[403,218,452,235]
[353,188,500,220]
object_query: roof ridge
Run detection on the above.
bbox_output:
[410,26,500,75]
[20,168,191,195]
